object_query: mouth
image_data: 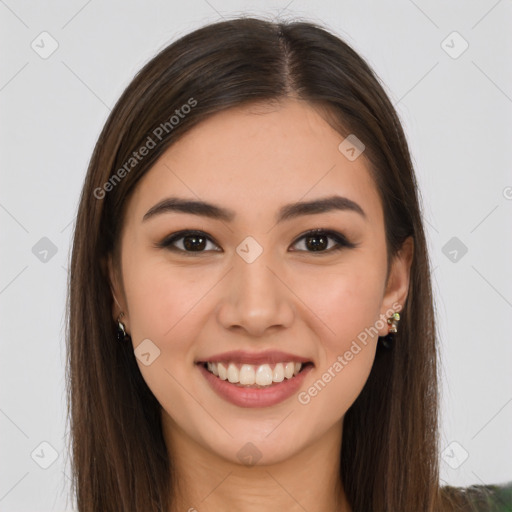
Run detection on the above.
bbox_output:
[195,350,315,407]
[196,360,315,389]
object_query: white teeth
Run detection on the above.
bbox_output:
[239,364,255,385]
[227,363,239,383]
[255,364,273,386]
[218,362,227,380]
[273,363,285,382]
[204,361,304,386]
[284,362,295,379]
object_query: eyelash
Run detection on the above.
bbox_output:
[156,228,357,255]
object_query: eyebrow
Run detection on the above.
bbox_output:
[142,194,367,223]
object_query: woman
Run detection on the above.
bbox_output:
[66,16,510,511]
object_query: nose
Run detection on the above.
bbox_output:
[216,248,295,337]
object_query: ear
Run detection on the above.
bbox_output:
[106,253,128,325]
[378,236,414,336]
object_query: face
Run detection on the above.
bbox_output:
[109,98,412,466]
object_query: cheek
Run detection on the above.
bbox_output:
[120,250,224,402]
[122,247,212,343]
[296,340,375,441]
[120,251,212,423]
[293,256,385,408]
[297,256,386,348]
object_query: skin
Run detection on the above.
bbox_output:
[109,97,413,512]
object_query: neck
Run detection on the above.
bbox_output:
[163,414,351,512]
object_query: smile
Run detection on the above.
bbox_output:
[196,358,314,408]
[202,361,308,387]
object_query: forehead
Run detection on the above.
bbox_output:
[127,98,383,228]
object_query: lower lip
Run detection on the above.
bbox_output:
[197,363,313,408]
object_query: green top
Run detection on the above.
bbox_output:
[441,481,512,511]
[476,482,512,512]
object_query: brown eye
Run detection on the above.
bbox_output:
[157,228,356,255]
[158,230,221,253]
[290,229,356,253]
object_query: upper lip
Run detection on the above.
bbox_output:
[196,350,312,366]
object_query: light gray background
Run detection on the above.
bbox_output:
[1,1,511,510]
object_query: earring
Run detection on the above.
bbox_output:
[117,313,130,342]
[379,312,400,349]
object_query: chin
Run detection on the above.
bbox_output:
[204,429,309,468]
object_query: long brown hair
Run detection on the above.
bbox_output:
[66,15,475,512]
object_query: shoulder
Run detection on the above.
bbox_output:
[439,481,512,512]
